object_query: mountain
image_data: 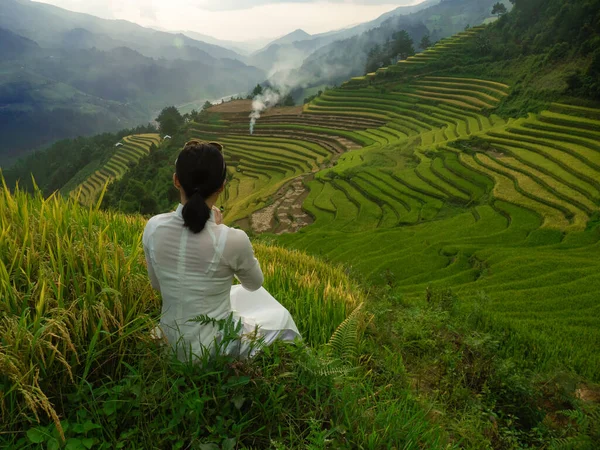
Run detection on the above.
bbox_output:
[0,0,244,62]
[179,31,272,55]
[280,0,506,92]
[0,0,266,166]
[311,0,442,41]
[0,44,265,166]
[262,29,312,48]
[248,0,440,74]
[0,27,40,59]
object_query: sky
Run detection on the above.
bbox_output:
[35,0,423,41]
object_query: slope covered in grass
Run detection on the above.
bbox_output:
[68,133,161,206]
[6,179,451,448]
[132,27,600,387]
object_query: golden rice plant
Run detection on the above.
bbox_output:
[256,243,362,346]
[0,174,362,437]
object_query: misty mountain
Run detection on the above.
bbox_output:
[0,0,244,62]
[280,21,430,91]
[179,31,272,56]
[264,29,313,48]
[311,0,442,41]
[0,34,265,166]
[249,0,440,74]
[0,0,268,166]
[0,27,40,60]
[279,0,503,92]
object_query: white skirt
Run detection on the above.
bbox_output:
[152,286,300,359]
[228,285,301,356]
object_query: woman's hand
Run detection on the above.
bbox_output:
[212,205,223,225]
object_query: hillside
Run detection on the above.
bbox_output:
[68,133,161,206]
[249,0,441,75]
[0,0,266,166]
[275,0,506,91]
[1,0,244,61]
[5,0,600,447]
[98,5,600,423]
[2,184,397,448]
[3,134,599,449]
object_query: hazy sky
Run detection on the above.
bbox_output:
[35,0,423,41]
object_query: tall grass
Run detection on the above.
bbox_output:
[0,175,362,445]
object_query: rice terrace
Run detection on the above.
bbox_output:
[2,0,600,448]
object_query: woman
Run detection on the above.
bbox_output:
[142,140,300,361]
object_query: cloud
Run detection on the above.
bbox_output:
[195,0,406,12]
[139,4,157,20]
[37,0,421,41]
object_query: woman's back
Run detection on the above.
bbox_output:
[143,203,263,357]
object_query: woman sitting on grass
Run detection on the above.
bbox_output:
[142,140,300,360]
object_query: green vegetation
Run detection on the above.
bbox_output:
[6,0,600,447]
[3,124,156,196]
[3,181,599,448]
[1,180,461,449]
[365,30,416,74]
[70,134,161,207]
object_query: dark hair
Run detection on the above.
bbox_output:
[175,141,226,233]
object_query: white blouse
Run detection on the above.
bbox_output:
[142,203,265,357]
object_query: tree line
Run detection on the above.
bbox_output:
[365,31,433,74]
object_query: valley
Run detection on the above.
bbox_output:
[2,0,600,448]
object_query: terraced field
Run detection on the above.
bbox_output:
[193,28,600,380]
[70,134,161,205]
[277,99,600,379]
[189,114,367,228]
[350,25,487,83]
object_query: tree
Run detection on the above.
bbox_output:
[391,30,415,61]
[252,84,264,97]
[281,94,295,107]
[189,109,199,122]
[492,2,508,16]
[202,101,212,111]
[156,106,184,136]
[474,34,492,56]
[365,44,384,74]
[419,34,432,50]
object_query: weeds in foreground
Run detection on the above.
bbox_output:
[1,178,445,448]
[367,285,600,449]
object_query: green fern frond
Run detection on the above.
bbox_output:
[327,303,364,363]
[298,358,355,378]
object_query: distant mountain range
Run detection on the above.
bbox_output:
[273,0,506,94]
[0,0,266,166]
[1,0,246,61]
[0,0,506,167]
[247,0,442,74]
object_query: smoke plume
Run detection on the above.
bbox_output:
[249,88,281,134]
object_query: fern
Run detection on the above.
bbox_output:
[298,355,356,378]
[295,304,368,379]
[327,303,364,364]
[550,406,600,449]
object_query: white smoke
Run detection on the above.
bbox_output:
[249,88,281,134]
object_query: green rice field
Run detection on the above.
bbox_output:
[70,134,161,206]
[191,46,600,382]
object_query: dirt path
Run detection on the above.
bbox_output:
[250,177,313,235]
[247,138,361,235]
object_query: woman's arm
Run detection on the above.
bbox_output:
[229,230,264,291]
[142,222,160,291]
[144,247,161,291]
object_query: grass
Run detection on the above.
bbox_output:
[6,178,458,449]
[14,23,600,446]
[160,66,600,398]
